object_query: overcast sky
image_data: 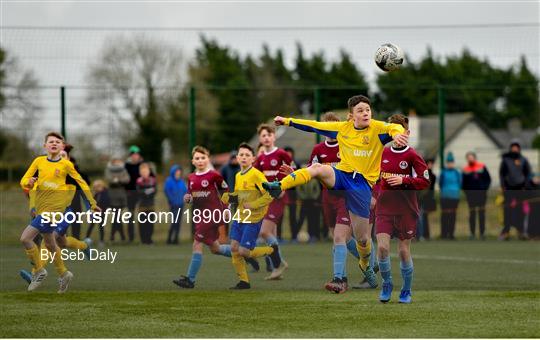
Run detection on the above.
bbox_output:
[1,1,539,149]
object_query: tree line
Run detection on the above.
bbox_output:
[1,35,538,165]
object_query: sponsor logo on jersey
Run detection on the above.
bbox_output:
[201,180,209,187]
[353,150,373,157]
[270,159,278,167]
[399,161,408,169]
[192,191,211,198]
[263,170,279,177]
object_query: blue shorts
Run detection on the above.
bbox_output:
[230,220,263,250]
[30,208,72,235]
[332,168,372,218]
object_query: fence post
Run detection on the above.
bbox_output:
[314,87,321,143]
[60,86,66,138]
[188,86,196,161]
[438,85,446,171]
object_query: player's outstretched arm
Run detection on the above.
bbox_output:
[274,115,344,139]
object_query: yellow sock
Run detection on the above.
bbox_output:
[356,241,371,271]
[25,244,43,273]
[232,252,249,283]
[249,246,273,258]
[51,246,67,276]
[65,236,87,250]
[281,168,312,191]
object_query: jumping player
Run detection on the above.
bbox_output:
[375,114,430,303]
[254,124,293,280]
[223,143,282,289]
[263,95,407,287]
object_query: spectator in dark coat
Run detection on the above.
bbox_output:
[462,152,491,240]
[104,157,130,242]
[124,145,143,242]
[499,140,532,240]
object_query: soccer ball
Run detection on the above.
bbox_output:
[296,230,310,243]
[374,43,404,72]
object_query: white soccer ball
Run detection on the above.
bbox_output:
[296,230,310,243]
[374,43,404,72]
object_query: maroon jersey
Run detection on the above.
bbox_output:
[255,147,293,182]
[375,146,430,216]
[308,140,341,167]
[187,169,228,211]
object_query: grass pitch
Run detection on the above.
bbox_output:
[1,240,539,337]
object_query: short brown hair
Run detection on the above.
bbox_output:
[45,132,64,143]
[192,145,210,157]
[347,95,371,112]
[63,143,74,155]
[322,112,340,122]
[387,113,409,130]
[238,142,254,155]
[257,123,275,135]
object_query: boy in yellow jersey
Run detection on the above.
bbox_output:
[19,144,93,285]
[223,143,282,289]
[20,132,100,293]
[263,95,407,287]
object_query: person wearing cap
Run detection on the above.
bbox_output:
[462,152,491,240]
[499,140,532,240]
[439,152,461,240]
[125,145,144,242]
[164,164,187,244]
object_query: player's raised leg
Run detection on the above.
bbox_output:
[377,232,393,302]
[398,238,413,304]
[264,163,335,198]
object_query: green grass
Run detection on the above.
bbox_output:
[1,241,539,337]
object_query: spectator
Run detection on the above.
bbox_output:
[462,152,491,240]
[439,152,461,240]
[283,146,299,242]
[220,151,240,189]
[136,162,157,245]
[104,157,130,243]
[63,144,90,240]
[125,145,144,242]
[418,158,437,240]
[296,177,322,242]
[85,180,110,246]
[164,164,187,245]
[499,140,532,240]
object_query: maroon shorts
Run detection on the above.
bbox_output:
[375,214,418,240]
[194,222,220,246]
[322,191,351,228]
[264,195,286,224]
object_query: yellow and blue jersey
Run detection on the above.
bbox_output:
[283,118,404,185]
[20,156,96,214]
[232,166,273,223]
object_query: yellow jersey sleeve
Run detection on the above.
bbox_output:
[285,118,346,139]
[379,120,405,138]
[20,157,40,190]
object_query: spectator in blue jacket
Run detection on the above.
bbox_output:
[164,165,187,244]
[439,152,462,239]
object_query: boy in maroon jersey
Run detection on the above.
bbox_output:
[173,146,246,288]
[375,114,430,303]
[254,124,293,280]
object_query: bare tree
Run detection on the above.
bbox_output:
[86,34,185,164]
